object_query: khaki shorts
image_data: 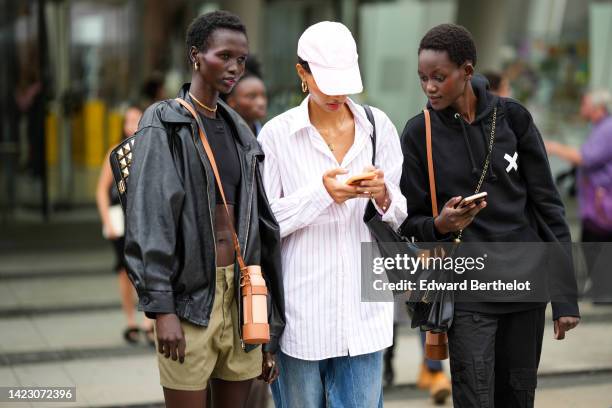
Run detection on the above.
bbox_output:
[155,265,262,390]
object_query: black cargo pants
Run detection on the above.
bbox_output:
[448,307,545,408]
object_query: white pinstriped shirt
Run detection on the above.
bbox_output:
[258,96,407,360]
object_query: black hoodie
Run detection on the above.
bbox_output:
[399,77,579,319]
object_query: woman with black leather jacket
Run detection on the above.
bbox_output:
[123,11,284,408]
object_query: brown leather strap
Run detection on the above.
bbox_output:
[244,286,269,296]
[175,98,247,271]
[423,110,448,357]
[423,109,438,217]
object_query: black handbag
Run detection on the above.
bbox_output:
[361,105,421,285]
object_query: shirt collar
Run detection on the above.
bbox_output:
[288,95,374,136]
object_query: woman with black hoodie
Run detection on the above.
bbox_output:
[399,24,580,407]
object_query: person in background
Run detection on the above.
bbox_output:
[383,293,450,404]
[546,89,612,241]
[96,104,155,345]
[225,72,267,136]
[482,70,512,97]
[414,327,451,404]
[141,73,166,107]
[546,89,612,302]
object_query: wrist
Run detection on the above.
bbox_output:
[433,216,449,235]
[374,187,390,211]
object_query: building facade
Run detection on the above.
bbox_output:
[1,0,611,221]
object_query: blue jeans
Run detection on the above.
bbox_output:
[271,350,384,408]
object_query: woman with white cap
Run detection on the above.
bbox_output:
[258,21,407,407]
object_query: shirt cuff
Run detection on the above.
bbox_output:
[372,183,404,231]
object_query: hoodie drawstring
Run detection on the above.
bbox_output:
[454,112,479,177]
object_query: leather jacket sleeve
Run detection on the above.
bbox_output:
[124,113,185,318]
[255,162,286,353]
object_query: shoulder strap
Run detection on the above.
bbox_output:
[175,98,247,271]
[363,104,376,165]
[423,109,439,217]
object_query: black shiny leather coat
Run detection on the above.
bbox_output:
[124,84,285,352]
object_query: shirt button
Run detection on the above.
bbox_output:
[141,296,150,305]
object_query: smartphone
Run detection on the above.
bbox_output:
[457,191,488,208]
[345,171,377,186]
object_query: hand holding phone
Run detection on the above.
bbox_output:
[456,192,488,208]
[345,171,377,186]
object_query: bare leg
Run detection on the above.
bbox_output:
[163,388,208,408]
[118,269,137,327]
[142,315,155,330]
[210,378,254,408]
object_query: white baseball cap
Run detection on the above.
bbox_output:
[297,21,363,96]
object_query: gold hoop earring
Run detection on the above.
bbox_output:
[194,61,199,71]
[301,81,308,93]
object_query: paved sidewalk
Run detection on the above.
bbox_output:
[1,207,611,407]
[1,304,611,407]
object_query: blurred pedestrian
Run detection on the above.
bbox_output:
[546,89,612,241]
[96,105,155,345]
[225,72,267,136]
[482,70,512,97]
[141,73,166,107]
[259,21,407,407]
[399,24,580,407]
[546,90,612,302]
[383,297,451,404]
[123,11,284,408]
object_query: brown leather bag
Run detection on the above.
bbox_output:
[175,98,270,344]
[423,108,449,361]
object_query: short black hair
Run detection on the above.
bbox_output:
[419,23,477,67]
[186,10,246,54]
[297,56,311,73]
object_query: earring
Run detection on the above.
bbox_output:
[193,61,199,71]
[301,81,308,93]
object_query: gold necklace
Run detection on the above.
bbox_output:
[189,91,217,113]
[318,109,349,152]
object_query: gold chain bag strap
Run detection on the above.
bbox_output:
[175,98,270,345]
[455,106,497,242]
